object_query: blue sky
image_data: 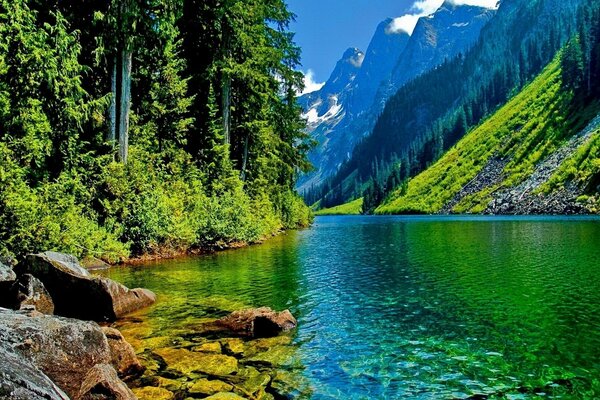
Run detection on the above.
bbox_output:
[287,0,414,83]
[287,0,499,91]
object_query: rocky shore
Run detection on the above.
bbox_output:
[0,252,156,400]
[0,252,302,400]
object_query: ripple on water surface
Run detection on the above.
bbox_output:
[102,216,600,399]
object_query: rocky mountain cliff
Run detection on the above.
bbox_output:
[298,2,497,194]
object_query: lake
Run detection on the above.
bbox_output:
[102,216,600,399]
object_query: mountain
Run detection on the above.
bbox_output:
[313,0,585,211]
[299,3,496,196]
[377,52,600,215]
[378,1,497,108]
[298,21,410,192]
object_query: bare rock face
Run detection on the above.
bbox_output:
[101,327,145,379]
[0,260,16,282]
[0,308,142,400]
[216,307,297,338]
[0,345,69,400]
[79,364,137,400]
[9,274,55,314]
[15,251,156,321]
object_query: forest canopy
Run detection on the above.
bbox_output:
[0,0,313,262]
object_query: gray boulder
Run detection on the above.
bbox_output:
[0,261,16,282]
[9,274,55,314]
[0,308,141,399]
[0,346,69,400]
[15,251,156,321]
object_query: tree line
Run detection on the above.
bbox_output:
[0,0,313,260]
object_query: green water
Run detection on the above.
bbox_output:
[103,216,600,399]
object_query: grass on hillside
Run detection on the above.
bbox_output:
[376,55,594,215]
[314,198,364,215]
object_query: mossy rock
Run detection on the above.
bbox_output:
[132,386,175,400]
[156,376,187,391]
[193,341,222,354]
[188,378,233,395]
[238,371,271,395]
[244,345,295,367]
[154,347,238,376]
[245,336,292,355]
[221,338,245,356]
[204,393,246,400]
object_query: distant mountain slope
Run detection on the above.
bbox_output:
[377,56,600,215]
[315,0,585,211]
[297,22,409,192]
[378,1,497,108]
[298,3,496,195]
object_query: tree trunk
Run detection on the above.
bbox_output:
[222,76,231,145]
[118,49,132,164]
[240,134,249,181]
[108,57,117,145]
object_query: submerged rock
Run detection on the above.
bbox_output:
[216,307,297,338]
[154,347,239,377]
[188,378,233,396]
[16,251,156,321]
[79,364,137,400]
[9,274,55,314]
[204,393,246,400]
[131,386,174,400]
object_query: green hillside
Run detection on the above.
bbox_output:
[377,56,600,215]
[314,198,363,216]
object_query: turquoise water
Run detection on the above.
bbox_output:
[103,216,600,399]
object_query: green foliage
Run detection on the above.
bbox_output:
[314,198,364,216]
[377,43,600,215]
[0,0,311,261]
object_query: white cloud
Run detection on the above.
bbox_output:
[300,69,325,95]
[388,0,498,35]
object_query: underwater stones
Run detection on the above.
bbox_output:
[193,341,222,353]
[132,386,175,400]
[204,393,246,400]
[188,378,233,396]
[154,348,239,377]
[216,307,297,338]
[244,345,296,367]
[79,364,137,400]
[102,327,145,379]
[221,338,245,356]
[155,377,187,392]
[16,251,156,321]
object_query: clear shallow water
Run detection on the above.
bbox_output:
[103,216,600,399]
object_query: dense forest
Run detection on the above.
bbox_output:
[0,0,313,262]
[305,0,594,213]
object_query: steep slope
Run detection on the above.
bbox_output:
[299,4,496,195]
[378,1,497,108]
[316,0,584,210]
[377,57,600,215]
[298,22,410,191]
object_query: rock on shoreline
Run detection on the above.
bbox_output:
[14,251,156,321]
[0,308,140,399]
[0,251,157,400]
